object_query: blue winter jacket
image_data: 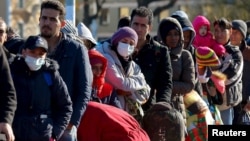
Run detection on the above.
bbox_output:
[47,33,93,127]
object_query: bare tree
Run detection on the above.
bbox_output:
[137,0,178,16]
[83,0,177,27]
[83,0,106,27]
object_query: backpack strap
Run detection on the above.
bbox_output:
[43,72,53,86]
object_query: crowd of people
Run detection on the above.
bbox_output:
[1,0,250,141]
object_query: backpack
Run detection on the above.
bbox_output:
[142,102,185,141]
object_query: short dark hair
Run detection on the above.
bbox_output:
[117,16,130,29]
[130,6,153,25]
[41,0,66,21]
[213,17,232,30]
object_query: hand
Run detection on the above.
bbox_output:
[197,65,206,75]
[0,122,15,141]
[244,101,250,112]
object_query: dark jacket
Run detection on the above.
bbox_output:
[158,17,195,123]
[218,43,243,109]
[10,56,72,140]
[0,46,16,125]
[239,41,250,102]
[172,16,203,96]
[47,33,93,127]
[132,35,173,111]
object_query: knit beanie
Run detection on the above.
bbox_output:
[232,20,247,39]
[77,22,97,45]
[111,27,138,47]
[195,46,221,66]
[61,20,78,36]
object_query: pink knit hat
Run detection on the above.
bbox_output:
[195,46,221,66]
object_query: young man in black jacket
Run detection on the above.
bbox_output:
[130,7,173,111]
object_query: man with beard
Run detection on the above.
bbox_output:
[39,1,93,140]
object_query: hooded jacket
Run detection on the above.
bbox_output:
[89,49,112,98]
[10,55,72,140]
[97,42,150,115]
[172,16,196,51]
[88,49,121,108]
[158,17,195,121]
[77,22,97,46]
[172,16,203,96]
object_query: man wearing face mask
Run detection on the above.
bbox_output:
[9,35,73,141]
[96,27,150,123]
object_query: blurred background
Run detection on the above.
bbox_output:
[0,0,249,41]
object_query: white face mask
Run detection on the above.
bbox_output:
[117,42,134,58]
[25,55,45,71]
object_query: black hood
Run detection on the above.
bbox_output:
[172,16,196,50]
[158,17,184,58]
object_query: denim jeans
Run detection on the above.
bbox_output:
[59,126,77,141]
[220,107,234,125]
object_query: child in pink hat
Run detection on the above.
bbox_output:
[192,15,225,57]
